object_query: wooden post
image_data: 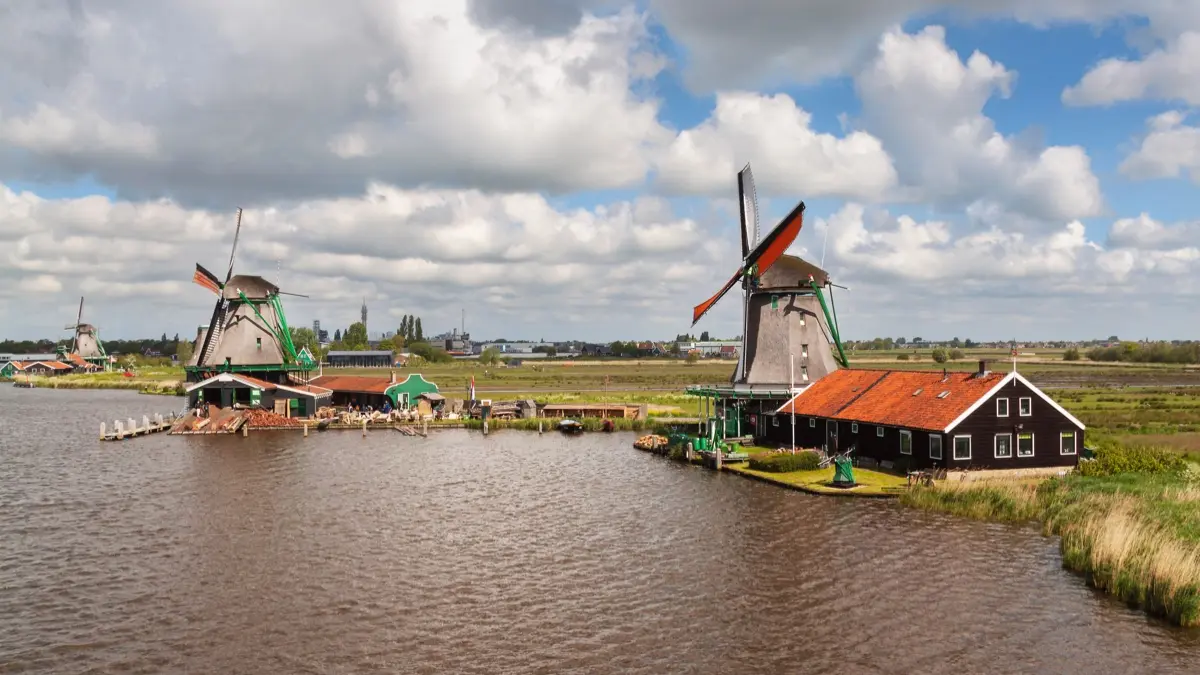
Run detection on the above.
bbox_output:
[482,419,488,436]
[100,422,106,440]
[143,415,150,433]
[362,419,367,437]
[423,419,429,436]
[686,442,694,462]
[115,420,123,439]
[127,418,137,436]
[304,423,309,437]
[538,420,543,435]
[716,448,723,471]
[242,422,248,437]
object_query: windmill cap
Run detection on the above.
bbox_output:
[222,275,279,299]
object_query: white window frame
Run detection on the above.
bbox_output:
[808,417,816,428]
[1019,397,1032,417]
[899,429,912,455]
[1060,431,1077,456]
[953,435,972,461]
[1017,433,1035,458]
[994,433,1013,459]
[929,435,943,460]
[996,398,1009,417]
[772,415,779,427]
[851,422,858,433]
[801,344,809,359]
[876,426,885,438]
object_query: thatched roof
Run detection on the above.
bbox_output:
[222,275,279,300]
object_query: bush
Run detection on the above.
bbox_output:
[748,450,822,473]
[1076,442,1188,477]
[931,348,948,364]
[896,353,910,361]
[948,348,965,360]
[1063,347,1080,361]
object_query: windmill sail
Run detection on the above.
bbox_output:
[193,264,222,294]
[691,200,806,326]
[737,164,760,260]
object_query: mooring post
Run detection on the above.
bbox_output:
[242,422,248,437]
[100,422,106,440]
[142,415,150,433]
[538,420,543,435]
[362,419,367,437]
[303,423,309,437]
[483,419,488,436]
[716,449,723,471]
[686,442,694,462]
[115,420,124,439]
[423,419,429,436]
[127,418,137,436]
[155,413,163,428]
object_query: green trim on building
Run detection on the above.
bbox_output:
[384,374,439,407]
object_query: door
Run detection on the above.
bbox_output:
[826,420,838,453]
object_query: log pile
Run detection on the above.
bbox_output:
[632,434,669,451]
[245,409,297,428]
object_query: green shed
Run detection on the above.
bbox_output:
[385,374,439,407]
[0,362,17,378]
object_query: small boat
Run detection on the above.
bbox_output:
[316,419,331,432]
[557,419,584,434]
[601,419,614,433]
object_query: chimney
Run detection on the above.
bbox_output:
[977,360,989,377]
[390,369,397,384]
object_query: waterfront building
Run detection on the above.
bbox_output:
[769,362,1085,471]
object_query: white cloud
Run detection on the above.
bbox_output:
[654,92,897,200]
[1064,32,1200,106]
[17,275,63,294]
[1120,111,1200,183]
[0,1,669,203]
[854,26,1103,221]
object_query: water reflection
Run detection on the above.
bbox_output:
[0,386,1196,673]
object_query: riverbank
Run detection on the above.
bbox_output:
[900,444,1200,627]
[724,463,907,497]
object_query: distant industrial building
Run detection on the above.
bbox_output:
[327,350,394,368]
[677,341,742,358]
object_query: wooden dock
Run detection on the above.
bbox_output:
[101,413,176,441]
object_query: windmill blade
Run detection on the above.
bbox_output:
[193,263,222,295]
[196,299,225,367]
[691,269,743,327]
[737,167,751,260]
[70,297,83,353]
[224,207,243,283]
[76,296,84,327]
[738,164,760,259]
[689,200,806,327]
[744,200,805,278]
[276,291,309,298]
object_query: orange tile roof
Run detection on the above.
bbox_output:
[36,361,73,370]
[779,369,1007,432]
[65,353,88,367]
[232,374,278,390]
[308,375,392,394]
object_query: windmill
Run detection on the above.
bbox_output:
[64,296,107,362]
[188,208,314,378]
[690,163,848,390]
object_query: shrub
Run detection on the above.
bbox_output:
[896,353,910,361]
[748,450,822,473]
[1063,347,1080,361]
[1076,442,1188,477]
[948,348,965,360]
[931,348,948,364]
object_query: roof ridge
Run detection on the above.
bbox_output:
[832,370,892,416]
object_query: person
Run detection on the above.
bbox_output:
[382,400,392,414]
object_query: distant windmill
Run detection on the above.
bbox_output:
[188,208,314,376]
[64,296,107,360]
[690,163,848,388]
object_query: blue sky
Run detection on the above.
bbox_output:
[1,2,1197,342]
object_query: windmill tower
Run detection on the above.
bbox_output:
[691,164,848,393]
[187,209,314,382]
[64,296,108,368]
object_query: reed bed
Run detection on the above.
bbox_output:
[902,470,1200,626]
[454,417,660,432]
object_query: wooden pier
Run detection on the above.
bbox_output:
[101,413,176,441]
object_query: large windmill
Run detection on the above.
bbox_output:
[686,164,849,442]
[186,208,314,382]
[63,296,108,367]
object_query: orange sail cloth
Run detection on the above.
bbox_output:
[193,263,222,294]
[691,201,806,326]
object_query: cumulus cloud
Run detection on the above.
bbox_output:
[854,26,1103,221]
[0,1,669,205]
[1120,111,1200,183]
[654,92,897,200]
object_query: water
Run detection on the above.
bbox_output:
[1,386,1197,673]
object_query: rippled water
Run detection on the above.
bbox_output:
[1,385,1197,673]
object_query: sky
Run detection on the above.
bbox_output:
[1,0,1198,343]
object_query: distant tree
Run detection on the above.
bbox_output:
[895,337,906,346]
[668,342,681,356]
[685,351,699,365]
[343,322,369,350]
[1063,347,1081,361]
[533,345,557,357]
[931,348,948,364]
[377,337,397,354]
[480,347,500,365]
[950,337,962,349]
[334,328,342,342]
[289,327,321,359]
[700,331,710,342]
[1108,335,1119,343]
[964,338,976,348]
[949,348,965,360]
[175,339,194,364]
[414,317,423,342]
[400,316,410,341]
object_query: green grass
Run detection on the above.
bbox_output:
[726,464,909,497]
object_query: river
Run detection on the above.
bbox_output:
[1,386,1197,673]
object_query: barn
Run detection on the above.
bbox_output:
[766,362,1085,471]
[185,373,332,418]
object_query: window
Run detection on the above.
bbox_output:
[772,415,779,427]
[1017,433,1034,457]
[808,418,816,428]
[255,337,262,349]
[994,433,1013,459]
[953,435,972,461]
[900,430,912,455]
[930,435,943,460]
[1060,432,1077,456]
[996,398,1009,417]
[801,344,809,359]
[801,366,809,382]
[1019,397,1032,416]
[851,423,858,434]
[876,426,885,437]
[799,313,806,326]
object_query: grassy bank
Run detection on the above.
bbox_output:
[726,463,908,497]
[25,375,185,396]
[901,444,1200,627]
[450,416,663,432]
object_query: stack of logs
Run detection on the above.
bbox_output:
[245,409,297,428]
